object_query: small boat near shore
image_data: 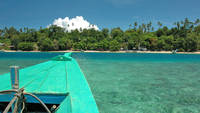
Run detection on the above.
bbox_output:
[0,52,99,113]
[172,49,178,54]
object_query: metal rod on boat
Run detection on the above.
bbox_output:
[10,66,19,89]
[51,105,57,112]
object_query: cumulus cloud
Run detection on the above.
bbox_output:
[49,16,99,32]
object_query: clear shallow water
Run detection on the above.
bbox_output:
[73,53,200,113]
[1,52,200,113]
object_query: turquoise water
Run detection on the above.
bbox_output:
[0,52,64,74]
[1,52,200,113]
[73,53,200,113]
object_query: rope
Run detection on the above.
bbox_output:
[0,63,62,113]
[20,102,25,113]
[13,98,19,113]
[3,96,17,113]
[0,62,63,113]
[0,89,18,94]
[0,88,51,113]
[24,92,51,113]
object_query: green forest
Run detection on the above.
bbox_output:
[0,18,200,52]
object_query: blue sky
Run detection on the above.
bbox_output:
[0,0,200,30]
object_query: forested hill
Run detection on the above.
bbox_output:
[0,18,200,52]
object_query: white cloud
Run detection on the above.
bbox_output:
[49,16,99,32]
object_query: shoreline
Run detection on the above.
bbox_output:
[2,50,200,54]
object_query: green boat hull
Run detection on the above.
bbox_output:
[0,53,99,113]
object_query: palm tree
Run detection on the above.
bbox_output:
[147,22,152,32]
[195,19,200,25]
[142,23,146,33]
[134,22,138,30]
[0,29,2,36]
[174,22,180,30]
[157,21,162,28]
[151,27,154,31]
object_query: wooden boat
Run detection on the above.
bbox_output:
[0,53,99,113]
